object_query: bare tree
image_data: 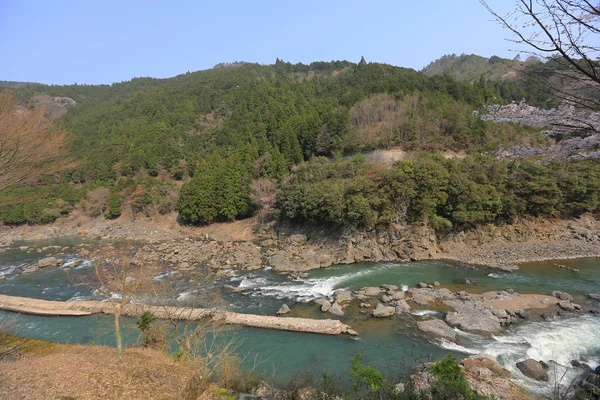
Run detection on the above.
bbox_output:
[80,252,148,357]
[0,91,69,190]
[481,1,600,114]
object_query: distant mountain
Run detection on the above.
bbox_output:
[421,54,523,83]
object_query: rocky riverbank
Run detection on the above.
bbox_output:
[2,213,600,275]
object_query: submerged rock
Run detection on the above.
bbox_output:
[516,359,549,381]
[588,293,600,301]
[417,319,456,341]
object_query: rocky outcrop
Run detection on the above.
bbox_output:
[575,365,600,400]
[417,319,456,341]
[516,359,549,381]
[461,354,529,400]
[551,290,573,301]
[445,309,502,334]
[589,293,600,301]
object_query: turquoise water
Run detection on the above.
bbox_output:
[1,239,599,395]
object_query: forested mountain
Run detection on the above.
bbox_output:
[1,57,597,230]
[421,54,565,109]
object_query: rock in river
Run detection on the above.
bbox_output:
[372,303,395,317]
[516,359,549,381]
[328,302,344,317]
[37,257,62,268]
[417,319,456,341]
[276,304,291,315]
[394,299,411,314]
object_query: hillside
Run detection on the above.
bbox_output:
[421,53,520,82]
[2,57,597,232]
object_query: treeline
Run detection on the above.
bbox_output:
[0,58,561,226]
[277,155,600,231]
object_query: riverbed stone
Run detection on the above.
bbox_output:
[391,291,405,300]
[321,300,331,312]
[328,302,344,317]
[445,302,502,334]
[551,290,573,301]
[334,289,353,303]
[359,287,382,296]
[588,293,600,301]
[380,295,393,303]
[372,303,395,317]
[394,299,411,315]
[417,319,456,341]
[558,301,576,311]
[37,257,62,268]
[276,304,291,315]
[381,284,398,292]
[516,359,548,381]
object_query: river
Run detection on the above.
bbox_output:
[0,237,599,397]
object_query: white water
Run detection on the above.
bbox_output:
[231,265,406,302]
[438,314,600,396]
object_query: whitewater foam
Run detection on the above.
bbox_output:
[437,314,600,396]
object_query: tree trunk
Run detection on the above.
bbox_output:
[114,313,123,357]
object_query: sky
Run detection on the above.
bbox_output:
[0,0,523,85]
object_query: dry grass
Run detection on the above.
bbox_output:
[0,334,194,400]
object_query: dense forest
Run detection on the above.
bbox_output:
[1,56,595,231]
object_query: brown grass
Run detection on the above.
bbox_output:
[0,334,194,399]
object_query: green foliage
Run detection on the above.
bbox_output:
[349,353,386,396]
[177,151,256,224]
[278,156,600,232]
[428,355,486,400]
[136,311,157,333]
[107,192,121,219]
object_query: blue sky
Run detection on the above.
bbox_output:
[1,0,520,85]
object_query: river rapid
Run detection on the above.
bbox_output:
[0,237,599,397]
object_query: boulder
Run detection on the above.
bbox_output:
[276,304,291,315]
[328,302,344,317]
[516,359,549,381]
[558,301,576,311]
[391,291,405,300]
[380,295,393,303]
[417,282,428,288]
[334,289,353,303]
[372,303,395,317]
[37,257,62,268]
[321,300,331,312]
[409,367,437,393]
[588,293,600,301]
[417,319,456,341]
[394,299,411,314]
[551,290,573,301]
[381,284,398,292]
[445,309,502,334]
[360,287,382,296]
